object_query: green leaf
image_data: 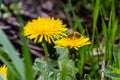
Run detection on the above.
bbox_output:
[104,70,120,79]
[0,29,25,80]
[33,58,59,80]
[33,58,74,80]
[56,48,69,61]
[56,48,75,80]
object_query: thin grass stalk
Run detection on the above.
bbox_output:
[12,0,34,80]
[101,18,108,61]
[107,11,112,62]
[91,0,101,73]
[95,29,101,66]
[100,4,107,18]
[107,0,117,63]
[91,0,100,48]
[68,0,84,32]
[13,0,24,26]
[77,47,86,78]
[111,0,118,47]
[64,4,74,29]
[20,35,34,80]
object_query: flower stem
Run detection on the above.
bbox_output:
[69,49,76,79]
[72,60,76,79]
[42,41,49,64]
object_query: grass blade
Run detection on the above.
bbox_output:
[0,29,25,80]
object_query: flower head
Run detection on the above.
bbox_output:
[54,31,91,50]
[0,65,7,77]
[24,17,68,43]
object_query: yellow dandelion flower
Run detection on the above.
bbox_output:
[54,31,91,50]
[24,17,68,43]
[0,65,7,77]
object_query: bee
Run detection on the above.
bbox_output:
[68,31,81,39]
